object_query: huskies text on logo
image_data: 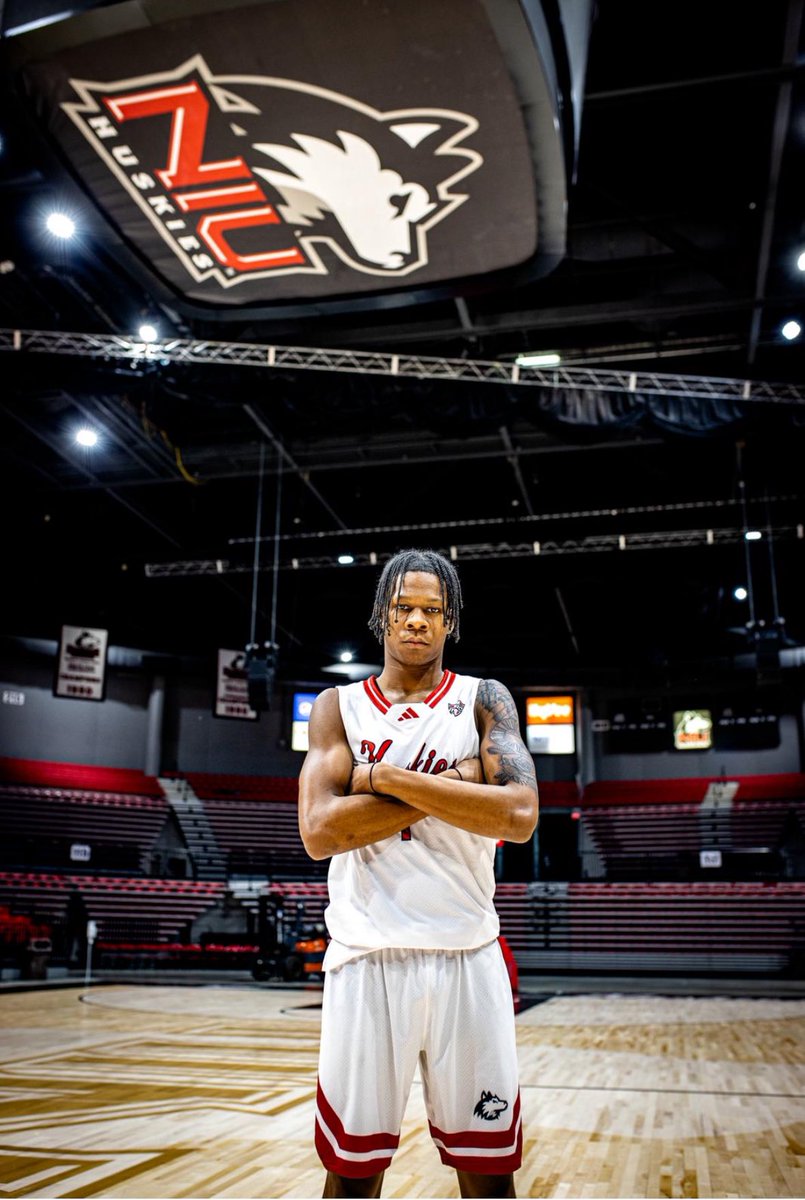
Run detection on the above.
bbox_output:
[61,54,482,288]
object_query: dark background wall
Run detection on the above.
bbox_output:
[1,641,802,781]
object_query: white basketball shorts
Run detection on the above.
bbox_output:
[315,940,522,1178]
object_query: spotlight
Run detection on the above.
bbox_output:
[75,428,98,447]
[337,554,355,565]
[734,586,748,601]
[797,250,805,272]
[744,530,762,541]
[46,211,76,239]
[514,352,561,367]
[138,323,158,342]
[781,319,802,341]
[339,651,354,663]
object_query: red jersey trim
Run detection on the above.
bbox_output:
[363,676,390,714]
[315,1121,395,1178]
[316,1081,400,1153]
[433,1136,522,1174]
[428,1092,521,1149]
[426,669,456,708]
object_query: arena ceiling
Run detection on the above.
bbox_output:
[0,0,803,695]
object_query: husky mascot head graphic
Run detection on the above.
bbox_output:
[62,55,483,287]
[473,1091,509,1121]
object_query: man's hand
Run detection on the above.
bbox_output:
[455,755,484,784]
[349,762,374,796]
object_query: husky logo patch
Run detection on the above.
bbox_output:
[447,700,465,717]
[61,54,482,290]
[473,1091,508,1121]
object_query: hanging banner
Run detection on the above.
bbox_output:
[54,625,108,701]
[18,0,548,306]
[215,649,259,720]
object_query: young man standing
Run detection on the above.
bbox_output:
[299,549,539,1199]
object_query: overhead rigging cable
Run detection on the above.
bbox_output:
[270,443,282,649]
[249,443,265,648]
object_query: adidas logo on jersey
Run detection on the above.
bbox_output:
[397,707,420,721]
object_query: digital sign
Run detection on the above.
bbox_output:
[673,709,713,751]
[292,692,318,752]
[525,695,575,755]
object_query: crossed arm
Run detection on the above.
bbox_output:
[297,679,539,860]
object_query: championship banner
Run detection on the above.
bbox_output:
[215,649,258,721]
[17,0,553,306]
[54,625,108,701]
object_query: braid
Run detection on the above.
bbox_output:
[368,548,463,643]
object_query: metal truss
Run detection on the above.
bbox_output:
[144,524,804,576]
[3,328,805,404]
[226,493,800,546]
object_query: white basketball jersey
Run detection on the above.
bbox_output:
[324,669,500,969]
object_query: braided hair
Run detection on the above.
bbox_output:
[368,548,463,643]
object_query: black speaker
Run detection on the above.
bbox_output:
[245,642,278,711]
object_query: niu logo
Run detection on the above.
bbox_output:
[398,707,420,722]
[61,54,482,289]
[447,700,465,717]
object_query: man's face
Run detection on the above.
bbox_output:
[385,570,450,665]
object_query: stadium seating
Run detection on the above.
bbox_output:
[516,880,805,974]
[580,774,805,880]
[0,756,170,874]
[185,771,325,878]
[0,872,225,942]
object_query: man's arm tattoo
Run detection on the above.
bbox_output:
[477,678,538,789]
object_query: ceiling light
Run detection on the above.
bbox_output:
[781,319,802,341]
[733,586,748,601]
[46,211,76,239]
[138,323,158,342]
[744,530,762,541]
[514,352,561,367]
[797,250,805,272]
[339,651,354,663]
[75,428,98,447]
[337,554,354,565]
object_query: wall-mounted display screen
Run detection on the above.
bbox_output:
[673,709,713,751]
[291,692,318,751]
[525,695,575,755]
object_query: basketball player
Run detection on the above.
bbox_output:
[299,549,539,1199]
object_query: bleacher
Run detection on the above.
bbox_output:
[185,771,326,878]
[0,757,163,795]
[0,871,225,942]
[580,774,805,881]
[0,756,169,874]
[0,756,803,976]
[517,880,805,974]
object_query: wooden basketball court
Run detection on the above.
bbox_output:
[1,981,804,1198]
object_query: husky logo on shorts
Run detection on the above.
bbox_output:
[473,1090,508,1121]
[447,700,465,717]
[61,54,482,289]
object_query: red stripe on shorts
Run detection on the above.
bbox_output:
[315,1117,395,1178]
[316,1080,400,1153]
[429,1091,521,1148]
[434,1133,523,1175]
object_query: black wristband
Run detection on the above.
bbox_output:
[455,767,463,782]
